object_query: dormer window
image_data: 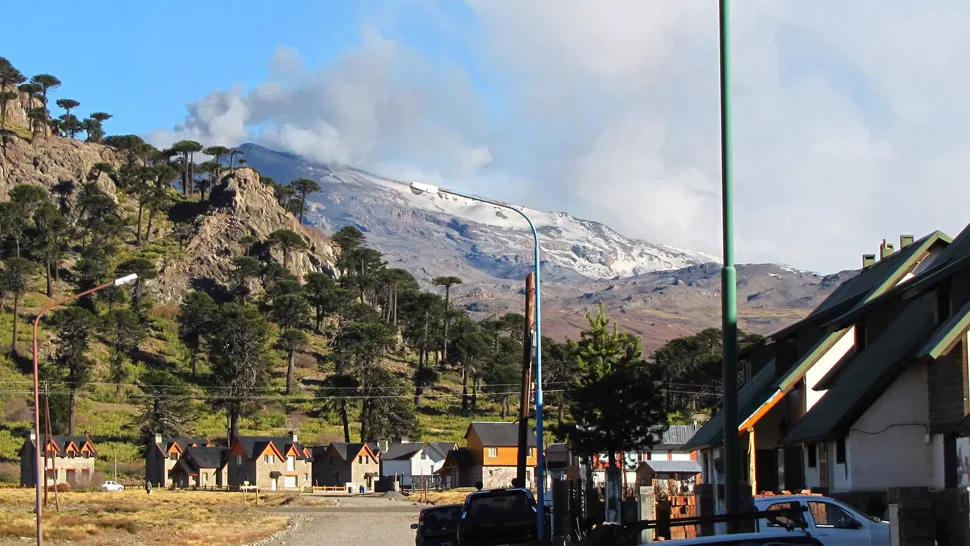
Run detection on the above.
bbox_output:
[936,288,951,325]
[854,323,867,350]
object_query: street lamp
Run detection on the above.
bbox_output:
[408,181,547,540]
[32,273,139,546]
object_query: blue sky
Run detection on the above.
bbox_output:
[5,1,970,272]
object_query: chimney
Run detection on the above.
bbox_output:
[879,239,895,260]
[154,433,162,446]
[862,254,876,268]
[900,234,914,249]
[379,439,390,454]
[28,429,36,441]
[288,430,298,443]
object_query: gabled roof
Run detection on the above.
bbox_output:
[917,298,970,361]
[823,230,955,331]
[428,442,457,458]
[785,293,938,444]
[382,443,425,461]
[185,446,227,469]
[684,232,948,452]
[651,425,700,449]
[327,442,376,463]
[155,437,209,455]
[467,422,536,447]
[233,436,311,461]
[438,447,474,471]
[29,435,96,456]
[681,359,779,451]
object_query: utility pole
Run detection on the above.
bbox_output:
[517,272,536,488]
[718,0,741,532]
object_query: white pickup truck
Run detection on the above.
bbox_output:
[752,495,890,546]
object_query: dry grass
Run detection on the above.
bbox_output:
[423,488,476,506]
[0,489,329,545]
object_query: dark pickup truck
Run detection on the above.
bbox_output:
[412,504,463,546]
[457,488,540,546]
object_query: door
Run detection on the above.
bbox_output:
[805,499,870,546]
[271,477,277,491]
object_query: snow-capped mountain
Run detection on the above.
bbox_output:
[237,143,718,282]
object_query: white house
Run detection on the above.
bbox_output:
[683,232,950,519]
[380,441,455,487]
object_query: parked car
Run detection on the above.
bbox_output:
[659,531,824,545]
[753,495,889,546]
[457,488,539,546]
[101,480,124,492]
[412,504,463,546]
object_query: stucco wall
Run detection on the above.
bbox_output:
[846,361,940,491]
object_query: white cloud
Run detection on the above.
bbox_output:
[150,1,970,272]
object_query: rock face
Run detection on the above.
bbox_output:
[0,131,121,198]
[154,168,339,303]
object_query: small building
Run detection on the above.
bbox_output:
[380,441,454,488]
[170,446,228,489]
[227,433,313,491]
[437,447,477,489]
[313,442,380,491]
[636,460,702,496]
[465,421,537,490]
[146,435,210,487]
[20,431,97,488]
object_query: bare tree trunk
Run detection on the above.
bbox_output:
[285,350,295,395]
[136,203,144,246]
[10,292,19,356]
[68,388,78,435]
[461,365,469,413]
[190,352,198,376]
[145,209,156,242]
[45,261,53,297]
[340,401,350,443]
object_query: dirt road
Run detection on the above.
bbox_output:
[254,495,424,546]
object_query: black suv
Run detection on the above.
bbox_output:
[456,488,539,546]
[412,504,463,546]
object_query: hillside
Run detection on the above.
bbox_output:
[237,143,848,348]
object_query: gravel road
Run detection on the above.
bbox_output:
[253,495,424,546]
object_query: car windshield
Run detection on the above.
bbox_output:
[422,506,462,530]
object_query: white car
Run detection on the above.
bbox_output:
[101,480,125,492]
[752,495,889,546]
[659,531,823,545]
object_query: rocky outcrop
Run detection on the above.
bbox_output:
[154,168,339,303]
[0,133,120,198]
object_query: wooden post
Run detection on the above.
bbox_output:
[517,272,536,487]
[747,428,757,496]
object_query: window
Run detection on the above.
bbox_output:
[358,455,364,464]
[764,502,800,528]
[808,501,860,530]
[529,448,534,457]
[287,456,295,471]
[236,455,242,466]
[330,456,335,464]
[855,323,867,350]
[170,453,178,460]
[487,448,498,458]
[836,439,846,464]
[421,450,427,460]
[264,454,275,464]
[202,473,208,483]
[807,444,817,468]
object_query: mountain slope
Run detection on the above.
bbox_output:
[237,143,844,348]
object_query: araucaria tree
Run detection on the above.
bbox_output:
[433,276,463,361]
[0,57,26,139]
[2,257,36,356]
[290,178,321,223]
[170,140,203,196]
[207,303,270,442]
[267,229,308,270]
[177,291,218,376]
[100,308,147,400]
[558,303,669,468]
[47,307,97,435]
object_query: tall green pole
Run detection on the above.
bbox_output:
[718,0,741,532]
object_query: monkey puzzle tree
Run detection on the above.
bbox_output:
[433,276,463,361]
[47,306,96,434]
[267,229,308,270]
[177,290,219,376]
[101,308,147,400]
[170,140,203,196]
[1,257,36,356]
[0,58,26,137]
[290,178,322,223]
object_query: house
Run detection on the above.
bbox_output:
[636,460,702,495]
[437,447,477,489]
[169,446,228,489]
[227,433,313,491]
[313,442,380,491]
[20,431,97,488]
[146,435,210,487]
[784,222,970,500]
[450,421,537,490]
[380,441,455,488]
[682,232,950,507]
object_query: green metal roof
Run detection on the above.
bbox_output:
[785,294,938,444]
[774,330,846,393]
[917,298,970,361]
[681,358,779,451]
[812,345,857,392]
[823,230,953,332]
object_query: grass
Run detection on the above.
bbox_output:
[423,487,476,506]
[0,489,313,545]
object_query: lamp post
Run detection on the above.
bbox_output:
[718,0,741,531]
[409,181,547,540]
[32,273,139,546]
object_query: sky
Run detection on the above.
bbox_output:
[5,0,970,273]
